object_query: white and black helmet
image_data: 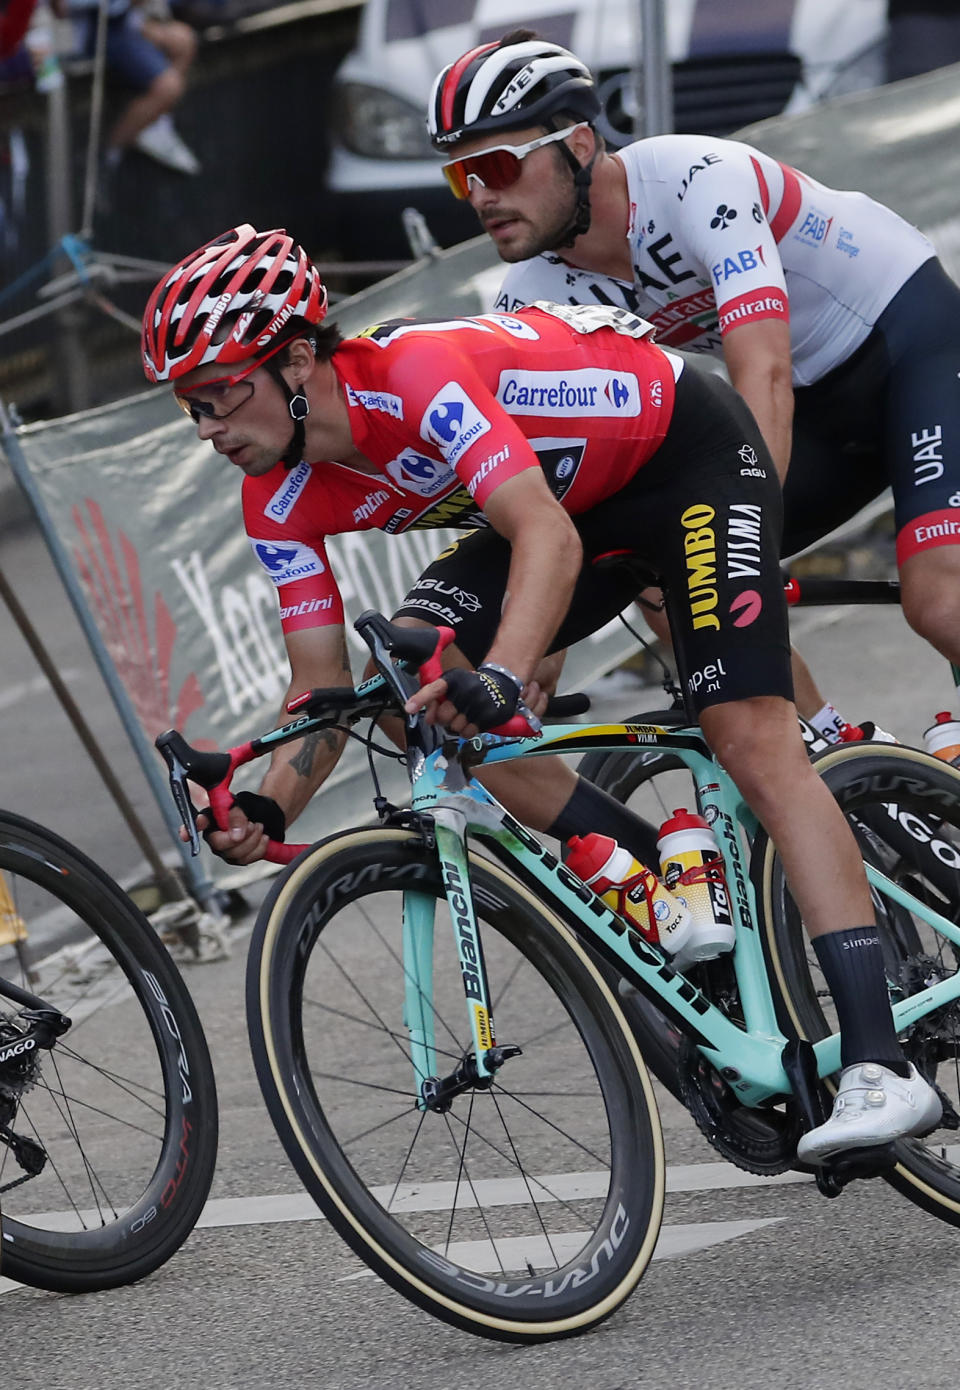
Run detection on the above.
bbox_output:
[427,38,601,149]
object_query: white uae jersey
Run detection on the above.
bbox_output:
[495,134,935,387]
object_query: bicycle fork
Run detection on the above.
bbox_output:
[402,807,519,1113]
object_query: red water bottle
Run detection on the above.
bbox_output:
[565,832,693,956]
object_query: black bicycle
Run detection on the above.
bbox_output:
[0,811,218,1292]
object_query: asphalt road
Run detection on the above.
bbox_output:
[3,540,960,1385]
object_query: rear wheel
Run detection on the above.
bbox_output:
[0,812,218,1291]
[758,744,960,1224]
[247,828,665,1342]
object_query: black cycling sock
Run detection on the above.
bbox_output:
[812,927,910,1077]
[547,775,659,867]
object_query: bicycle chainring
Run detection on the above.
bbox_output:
[678,1036,801,1176]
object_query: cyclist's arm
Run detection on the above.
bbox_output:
[722,316,794,482]
[202,624,352,864]
[406,468,582,723]
[480,469,582,681]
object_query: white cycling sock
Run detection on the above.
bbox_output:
[808,701,847,744]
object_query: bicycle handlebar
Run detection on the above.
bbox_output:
[156,613,555,867]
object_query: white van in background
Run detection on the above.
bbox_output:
[327,0,888,258]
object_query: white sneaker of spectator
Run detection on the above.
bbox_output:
[134,115,201,175]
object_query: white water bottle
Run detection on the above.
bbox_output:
[923,711,960,765]
[656,809,736,964]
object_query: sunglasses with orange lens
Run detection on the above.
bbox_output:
[441,123,582,200]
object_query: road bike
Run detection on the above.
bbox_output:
[158,606,960,1342]
[578,572,960,1105]
[0,812,218,1292]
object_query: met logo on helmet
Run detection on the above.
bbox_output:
[420,382,492,465]
[248,538,325,586]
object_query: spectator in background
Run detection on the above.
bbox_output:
[0,0,37,82]
[887,1,960,81]
[63,0,200,176]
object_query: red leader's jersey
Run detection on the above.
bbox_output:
[241,303,683,632]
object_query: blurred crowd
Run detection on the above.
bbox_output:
[0,0,281,181]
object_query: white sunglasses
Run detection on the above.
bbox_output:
[441,123,584,198]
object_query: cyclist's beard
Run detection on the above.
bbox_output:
[480,185,579,262]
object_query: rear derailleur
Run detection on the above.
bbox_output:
[0,1007,71,1191]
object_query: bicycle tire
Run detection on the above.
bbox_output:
[246,827,665,1342]
[756,743,960,1224]
[0,811,218,1292]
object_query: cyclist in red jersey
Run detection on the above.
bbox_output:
[428,30,960,749]
[141,225,941,1161]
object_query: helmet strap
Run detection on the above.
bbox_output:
[545,134,597,251]
[265,358,310,469]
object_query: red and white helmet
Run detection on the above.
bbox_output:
[427,38,600,149]
[142,225,327,383]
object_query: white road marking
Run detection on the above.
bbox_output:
[0,1158,812,1295]
[338,1218,785,1280]
[0,671,81,713]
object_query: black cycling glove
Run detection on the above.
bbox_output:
[217,790,287,842]
[442,663,522,731]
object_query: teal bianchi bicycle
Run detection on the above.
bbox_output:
[158,603,960,1343]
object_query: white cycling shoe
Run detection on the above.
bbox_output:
[796,1062,942,1165]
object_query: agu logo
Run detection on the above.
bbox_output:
[248,538,325,586]
[604,377,631,409]
[420,381,492,464]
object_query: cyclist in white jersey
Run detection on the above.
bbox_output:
[428,30,960,748]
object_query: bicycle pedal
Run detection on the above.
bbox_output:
[820,1142,897,1190]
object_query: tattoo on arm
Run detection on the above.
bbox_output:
[290,728,340,779]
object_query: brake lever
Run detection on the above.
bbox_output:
[160,743,203,857]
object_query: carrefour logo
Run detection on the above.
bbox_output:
[248,537,325,586]
[496,369,641,417]
[420,381,491,464]
[385,447,453,497]
[605,378,631,408]
[264,460,311,522]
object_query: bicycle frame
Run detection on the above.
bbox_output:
[401,719,960,1110]
[157,604,960,1124]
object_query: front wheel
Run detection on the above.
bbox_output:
[246,828,665,1342]
[757,744,960,1225]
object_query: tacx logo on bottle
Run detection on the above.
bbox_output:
[385,446,453,497]
[496,369,641,416]
[248,538,325,586]
[420,381,492,464]
[263,460,311,522]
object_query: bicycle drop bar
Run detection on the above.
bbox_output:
[784,575,901,606]
[156,612,543,867]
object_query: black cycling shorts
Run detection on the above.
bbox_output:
[782,256,960,565]
[394,365,793,714]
